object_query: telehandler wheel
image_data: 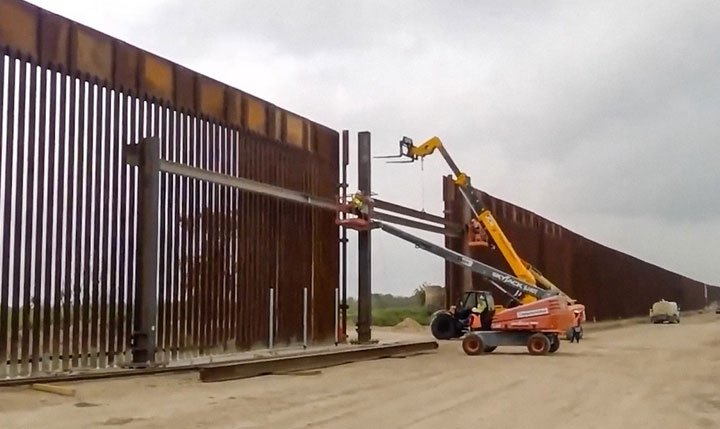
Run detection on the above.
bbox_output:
[527,333,551,355]
[462,334,485,356]
[431,313,460,340]
[549,336,560,353]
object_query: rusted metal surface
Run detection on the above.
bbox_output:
[443,176,720,320]
[0,0,340,379]
[340,130,349,340]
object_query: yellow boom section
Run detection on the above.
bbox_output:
[380,135,585,320]
[407,137,535,286]
[405,136,580,306]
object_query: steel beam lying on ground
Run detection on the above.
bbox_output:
[198,341,439,383]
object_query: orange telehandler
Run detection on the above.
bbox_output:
[376,136,587,341]
[337,208,576,355]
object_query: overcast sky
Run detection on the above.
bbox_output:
[29,0,720,296]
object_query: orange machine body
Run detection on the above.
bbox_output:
[490,296,575,334]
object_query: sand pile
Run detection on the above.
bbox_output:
[391,317,424,332]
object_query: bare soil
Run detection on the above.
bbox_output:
[390,317,425,332]
[2,312,720,429]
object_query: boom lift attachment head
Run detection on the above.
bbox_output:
[374,136,417,163]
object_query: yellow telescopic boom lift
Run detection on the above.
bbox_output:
[377,136,586,336]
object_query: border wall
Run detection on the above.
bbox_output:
[0,0,339,378]
[443,176,719,320]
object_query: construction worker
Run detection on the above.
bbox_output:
[569,310,583,343]
[467,218,489,247]
[462,297,488,330]
[349,191,370,220]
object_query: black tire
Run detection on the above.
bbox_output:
[527,333,551,356]
[462,334,485,356]
[549,336,560,353]
[430,313,459,340]
[565,328,573,341]
[483,346,497,353]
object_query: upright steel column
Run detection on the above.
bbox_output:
[442,175,456,309]
[356,131,372,343]
[443,174,472,307]
[340,130,350,340]
[127,137,160,366]
[459,181,473,295]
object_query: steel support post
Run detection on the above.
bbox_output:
[340,130,349,341]
[459,185,473,295]
[443,175,457,309]
[356,131,372,343]
[442,175,472,307]
[128,137,160,366]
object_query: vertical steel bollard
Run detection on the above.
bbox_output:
[269,288,274,349]
[303,287,308,349]
[334,288,340,345]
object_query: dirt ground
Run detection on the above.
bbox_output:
[2,312,720,429]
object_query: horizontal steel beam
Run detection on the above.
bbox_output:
[199,341,439,383]
[0,342,438,386]
[374,198,456,228]
[0,363,191,387]
[373,211,460,236]
[121,144,342,211]
[126,145,462,237]
[160,160,339,211]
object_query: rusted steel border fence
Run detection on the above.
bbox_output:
[443,176,720,319]
[0,0,340,379]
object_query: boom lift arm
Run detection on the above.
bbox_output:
[379,136,579,307]
[372,221,556,301]
[383,137,536,287]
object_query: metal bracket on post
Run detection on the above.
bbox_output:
[125,137,160,368]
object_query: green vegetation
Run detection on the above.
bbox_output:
[346,287,433,327]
